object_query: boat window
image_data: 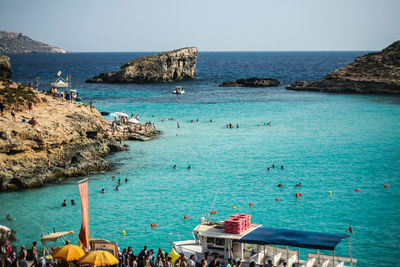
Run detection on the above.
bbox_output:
[215,238,225,246]
[207,237,214,244]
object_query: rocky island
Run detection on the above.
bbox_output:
[86,47,198,83]
[286,40,400,94]
[0,31,67,54]
[0,79,158,191]
[219,77,280,87]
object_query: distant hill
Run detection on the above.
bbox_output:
[0,30,67,54]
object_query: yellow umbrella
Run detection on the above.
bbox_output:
[77,250,119,266]
[51,245,85,261]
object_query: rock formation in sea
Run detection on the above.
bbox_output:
[286,40,400,94]
[0,31,67,54]
[0,55,11,79]
[86,47,198,83]
[219,77,281,87]
[0,80,158,191]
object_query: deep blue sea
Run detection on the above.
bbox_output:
[1,52,400,266]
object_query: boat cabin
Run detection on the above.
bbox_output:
[170,219,356,267]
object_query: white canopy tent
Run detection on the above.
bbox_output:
[51,77,69,88]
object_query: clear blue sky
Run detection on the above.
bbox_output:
[1,0,399,52]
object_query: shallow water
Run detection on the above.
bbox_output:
[1,52,400,266]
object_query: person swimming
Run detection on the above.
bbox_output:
[267,167,270,171]
[112,176,115,180]
[173,165,177,169]
[6,214,13,220]
[281,165,284,169]
[125,178,128,182]
[101,188,106,193]
[115,185,120,191]
[187,166,191,170]
[118,179,122,185]
[62,200,67,207]
[71,200,75,205]
[277,184,283,188]
[295,183,302,187]
[272,164,275,168]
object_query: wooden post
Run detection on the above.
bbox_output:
[297,248,300,264]
[332,250,335,266]
[350,236,353,267]
[286,246,289,261]
[317,249,320,264]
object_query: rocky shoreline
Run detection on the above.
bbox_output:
[0,80,158,191]
[86,47,198,83]
[219,77,280,87]
[286,40,400,94]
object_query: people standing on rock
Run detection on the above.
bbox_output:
[62,199,67,207]
[28,102,34,113]
[0,101,5,116]
[89,100,94,112]
[11,108,15,122]
[136,114,140,120]
[29,117,38,126]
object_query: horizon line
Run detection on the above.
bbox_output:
[61,49,375,53]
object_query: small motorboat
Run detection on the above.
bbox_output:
[173,86,185,94]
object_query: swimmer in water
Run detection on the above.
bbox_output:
[187,166,191,170]
[118,179,122,185]
[173,165,177,169]
[267,167,270,171]
[71,200,75,205]
[272,164,275,168]
[6,214,13,220]
[115,185,120,191]
[62,199,67,207]
[295,183,302,187]
[125,178,128,182]
[277,184,283,188]
[281,165,284,169]
[101,188,106,193]
[112,176,115,180]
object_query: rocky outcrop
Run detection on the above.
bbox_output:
[0,55,11,79]
[0,31,67,54]
[286,40,400,94]
[86,47,198,83]
[219,77,280,87]
[0,81,158,191]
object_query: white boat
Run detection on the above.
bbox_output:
[169,215,357,267]
[173,86,185,94]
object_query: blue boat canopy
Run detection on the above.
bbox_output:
[238,227,347,251]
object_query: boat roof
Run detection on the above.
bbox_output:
[238,226,347,251]
[41,231,74,242]
[194,222,262,240]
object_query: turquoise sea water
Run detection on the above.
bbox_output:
[1,52,400,266]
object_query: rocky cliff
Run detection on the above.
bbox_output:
[0,55,11,79]
[286,40,400,94]
[0,81,157,191]
[0,31,67,54]
[86,47,198,83]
